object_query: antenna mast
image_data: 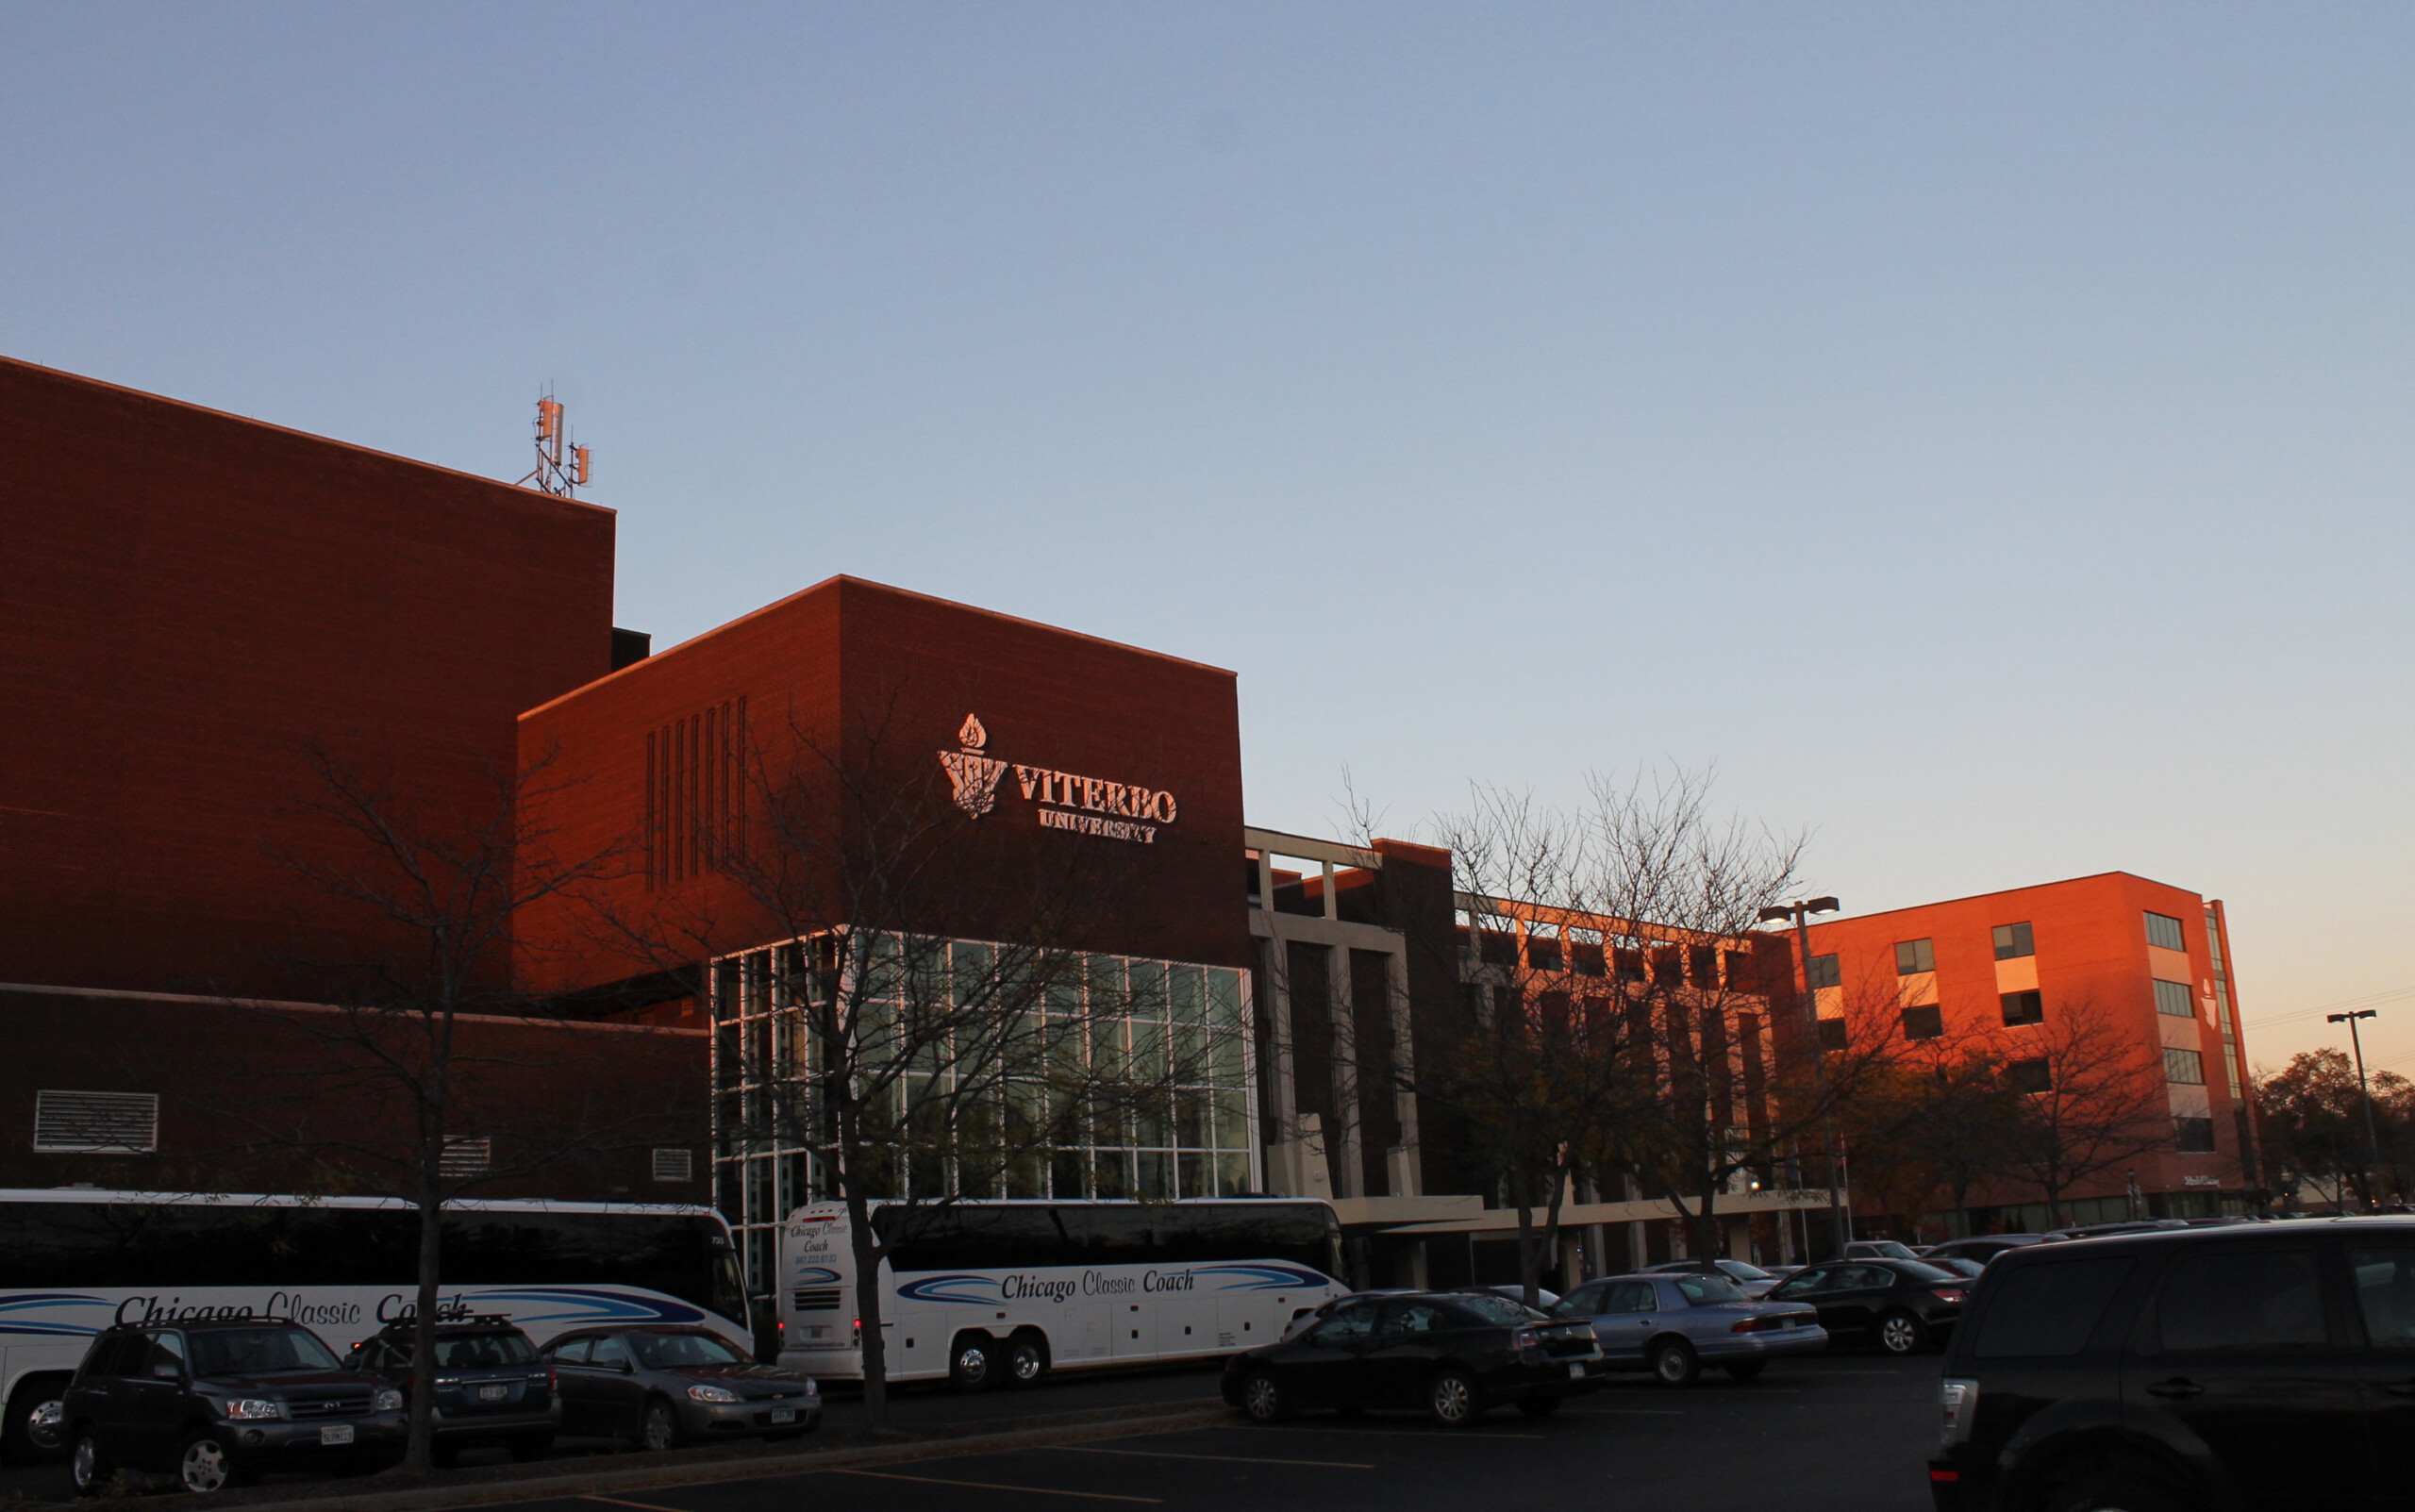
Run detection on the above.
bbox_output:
[517,391,592,498]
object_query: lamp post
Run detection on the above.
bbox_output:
[2328,1009,2385,1209]
[1760,897,1845,1256]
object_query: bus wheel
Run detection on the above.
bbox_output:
[949,1334,998,1392]
[1003,1333,1049,1388]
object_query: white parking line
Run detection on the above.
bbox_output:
[1235,1424,1548,1440]
[1053,1445,1374,1470]
[829,1468,1163,1504]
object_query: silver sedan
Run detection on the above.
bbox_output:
[1552,1272,1826,1386]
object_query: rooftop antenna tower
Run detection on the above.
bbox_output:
[517,390,592,498]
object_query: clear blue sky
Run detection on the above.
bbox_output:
[5,4,2408,1072]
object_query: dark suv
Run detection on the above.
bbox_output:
[345,1315,558,1466]
[61,1318,404,1494]
[1929,1216,2415,1510]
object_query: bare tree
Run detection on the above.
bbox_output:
[176,749,688,1473]
[1833,1036,2026,1239]
[1343,768,1844,1298]
[617,699,1214,1427]
[1998,998,2174,1228]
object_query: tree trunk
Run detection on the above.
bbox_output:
[406,1173,442,1470]
[843,1186,891,1429]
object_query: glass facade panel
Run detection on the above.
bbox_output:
[708,933,1261,1291]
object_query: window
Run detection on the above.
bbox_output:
[1674,1274,1746,1305]
[1991,922,2035,960]
[440,1137,491,1178]
[1895,939,1936,975]
[1807,954,1840,990]
[2348,1244,2415,1347]
[34,1090,159,1153]
[2153,979,2195,1018]
[2155,1250,2324,1352]
[1380,1302,1450,1337]
[2163,1049,2207,1086]
[1606,1281,1658,1313]
[652,1148,694,1183]
[2007,1057,2051,1093]
[1973,1258,2133,1358]
[1817,1019,1849,1052]
[549,1337,592,1364]
[1525,938,1562,972]
[1557,1282,1607,1318]
[2174,1117,2216,1153]
[588,1335,631,1370]
[2144,912,2186,952]
[2000,990,2044,1026]
[1901,1005,1944,1041]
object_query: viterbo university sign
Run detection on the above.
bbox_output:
[939,713,1178,844]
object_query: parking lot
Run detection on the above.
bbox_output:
[3,1355,1940,1510]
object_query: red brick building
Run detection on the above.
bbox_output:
[0,356,621,1000]
[1804,872,2257,1230]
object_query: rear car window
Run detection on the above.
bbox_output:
[2348,1244,2415,1346]
[1453,1293,1548,1326]
[2155,1250,2325,1352]
[432,1332,536,1367]
[1973,1257,2134,1358]
[1674,1275,1746,1305]
[1891,1260,1957,1284]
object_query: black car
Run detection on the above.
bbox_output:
[344,1315,557,1466]
[1930,1216,2415,1511]
[1923,1237,2042,1268]
[1766,1258,1967,1354]
[543,1326,819,1451]
[1221,1290,1606,1427]
[60,1318,405,1494]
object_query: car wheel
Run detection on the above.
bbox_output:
[179,1430,253,1493]
[1723,1360,1768,1382]
[2044,1462,2189,1512]
[1877,1311,1928,1355]
[949,1334,997,1392]
[1240,1371,1290,1423]
[508,1432,553,1462]
[641,1397,683,1454]
[1003,1333,1049,1388]
[68,1429,110,1497]
[1649,1338,1700,1388]
[1427,1368,1486,1427]
[1516,1392,1563,1420]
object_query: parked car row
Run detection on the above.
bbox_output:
[46,1313,820,1496]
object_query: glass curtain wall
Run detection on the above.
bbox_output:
[710,936,1258,1293]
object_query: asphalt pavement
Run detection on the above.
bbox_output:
[5,1354,1940,1510]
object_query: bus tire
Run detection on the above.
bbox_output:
[3,1372,72,1465]
[949,1333,998,1392]
[1003,1332,1049,1388]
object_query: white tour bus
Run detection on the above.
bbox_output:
[0,1188,749,1462]
[776,1198,1346,1389]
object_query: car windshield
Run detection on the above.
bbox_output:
[1674,1275,1748,1305]
[1720,1261,1774,1281]
[189,1328,340,1378]
[631,1332,751,1370]
[1894,1260,1958,1283]
[1451,1293,1550,1326]
[429,1332,537,1368]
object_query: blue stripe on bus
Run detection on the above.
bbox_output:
[895,1274,997,1304]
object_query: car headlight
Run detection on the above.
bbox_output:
[374,1389,404,1412]
[686,1384,740,1404]
[224,1399,284,1421]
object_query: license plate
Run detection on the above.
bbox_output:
[770,1407,796,1424]
[1566,1362,1585,1379]
[478,1384,509,1402]
[319,1424,354,1446]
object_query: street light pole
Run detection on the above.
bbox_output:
[1760,897,1845,1256]
[2329,1009,2384,1209]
